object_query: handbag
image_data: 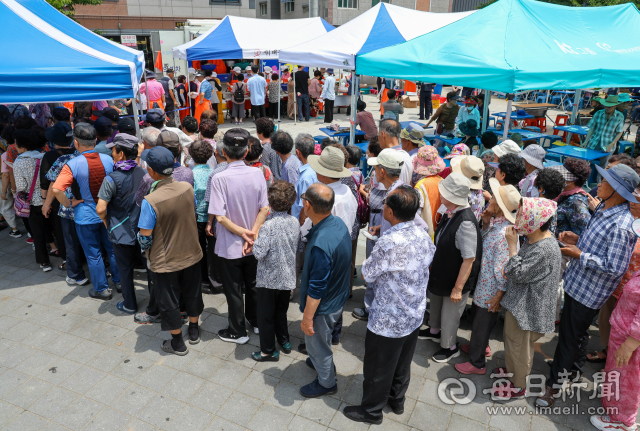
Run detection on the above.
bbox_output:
[436,123,444,135]
[14,159,40,218]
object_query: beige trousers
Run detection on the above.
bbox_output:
[503,311,543,390]
[428,291,471,349]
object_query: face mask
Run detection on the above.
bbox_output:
[468,107,474,112]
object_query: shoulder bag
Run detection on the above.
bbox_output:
[14,159,40,218]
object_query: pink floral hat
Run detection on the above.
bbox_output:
[514,197,557,235]
[444,143,470,159]
[413,146,445,177]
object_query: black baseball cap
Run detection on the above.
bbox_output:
[45,122,73,146]
[94,117,113,136]
[117,117,136,135]
[101,107,120,123]
[223,128,249,147]
[67,123,97,141]
[141,146,174,175]
[144,108,166,124]
[52,106,71,122]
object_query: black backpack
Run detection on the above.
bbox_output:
[233,83,245,103]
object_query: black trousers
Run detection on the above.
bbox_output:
[219,255,258,337]
[548,293,599,386]
[112,243,143,311]
[197,222,209,284]
[206,234,221,285]
[252,104,266,120]
[154,261,203,332]
[257,288,291,354]
[362,328,419,419]
[469,303,499,369]
[268,102,278,119]
[323,99,334,123]
[146,267,159,316]
[419,92,432,120]
[51,211,66,260]
[29,205,51,265]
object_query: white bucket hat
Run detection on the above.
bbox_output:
[520,144,546,170]
[493,140,522,158]
[367,148,405,170]
[489,177,521,223]
[438,172,471,206]
[451,155,485,190]
[307,146,352,178]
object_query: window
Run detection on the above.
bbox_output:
[284,0,294,12]
[338,0,357,8]
[371,0,388,6]
[249,0,255,8]
[209,0,240,5]
[260,2,267,14]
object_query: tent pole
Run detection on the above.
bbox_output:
[186,70,191,118]
[348,73,357,146]
[566,89,582,144]
[481,89,490,133]
[143,70,151,111]
[545,89,550,104]
[502,95,513,140]
[277,62,281,124]
[293,66,297,125]
[132,101,141,141]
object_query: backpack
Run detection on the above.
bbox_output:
[352,172,369,228]
[234,83,245,103]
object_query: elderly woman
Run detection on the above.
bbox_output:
[456,179,521,375]
[552,158,592,238]
[493,197,561,399]
[413,146,445,236]
[450,154,485,222]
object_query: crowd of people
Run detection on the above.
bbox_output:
[2,93,640,430]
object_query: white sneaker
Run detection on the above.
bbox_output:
[66,276,89,286]
[254,327,259,334]
[590,415,637,431]
[40,264,52,272]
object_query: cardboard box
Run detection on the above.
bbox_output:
[402,95,419,108]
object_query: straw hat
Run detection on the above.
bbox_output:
[451,155,485,190]
[489,178,521,223]
[308,146,352,178]
[438,172,471,206]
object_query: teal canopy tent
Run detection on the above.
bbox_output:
[356,0,640,93]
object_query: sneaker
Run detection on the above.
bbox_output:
[455,361,486,375]
[114,283,122,294]
[26,238,33,244]
[134,311,161,324]
[27,232,31,238]
[9,229,22,238]
[343,406,383,425]
[88,287,113,301]
[590,415,637,431]
[40,263,52,272]
[300,378,338,398]
[66,276,89,286]
[116,301,136,315]
[352,307,369,321]
[218,328,249,344]
[48,249,59,257]
[418,327,441,341]
[432,345,460,363]
[461,344,491,357]
[254,326,259,335]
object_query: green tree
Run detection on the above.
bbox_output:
[46,0,102,18]
[478,0,640,8]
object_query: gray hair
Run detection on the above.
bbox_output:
[215,140,225,157]
[379,119,401,139]
[142,127,161,147]
[381,166,401,178]
[295,133,316,159]
[223,143,247,160]
[305,183,335,214]
[75,138,95,148]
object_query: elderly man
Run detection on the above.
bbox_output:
[209,129,270,344]
[344,186,435,425]
[399,123,425,158]
[584,95,625,169]
[378,119,413,184]
[271,131,301,186]
[537,164,640,408]
[256,117,281,180]
[144,108,192,148]
[141,127,161,150]
[422,172,482,362]
[291,134,318,220]
[353,149,428,321]
[299,183,352,397]
[160,68,178,123]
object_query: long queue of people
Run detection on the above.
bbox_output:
[2,102,640,430]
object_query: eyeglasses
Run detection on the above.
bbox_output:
[300,193,310,203]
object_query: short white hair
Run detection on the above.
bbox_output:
[142,127,161,147]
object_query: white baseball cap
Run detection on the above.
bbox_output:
[367,148,405,170]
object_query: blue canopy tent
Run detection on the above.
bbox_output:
[1,0,144,104]
[357,0,640,136]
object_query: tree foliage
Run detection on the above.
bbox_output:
[478,0,640,8]
[46,0,102,18]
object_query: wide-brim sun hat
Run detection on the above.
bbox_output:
[597,94,622,107]
[489,177,521,223]
[451,155,485,190]
[413,146,445,177]
[514,197,557,235]
[438,172,471,206]
[595,164,640,203]
[493,140,522,158]
[308,146,352,178]
[444,143,470,159]
[459,119,481,137]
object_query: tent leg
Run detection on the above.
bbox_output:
[293,67,297,125]
[277,63,281,124]
[566,89,582,144]
[545,89,550,104]
[144,69,151,111]
[502,96,513,140]
[482,89,490,133]
[348,74,358,146]
[132,102,141,141]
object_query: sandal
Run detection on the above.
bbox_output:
[586,348,607,363]
[48,249,59,257]
[58,261,66,271]
[161,339,189,356]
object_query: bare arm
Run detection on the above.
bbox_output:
[41,184,56,218]
[53,187,71,209]
[251,206,270,236]
[450,258,475,303]
[96,199,108,228]
[301,297,321,336]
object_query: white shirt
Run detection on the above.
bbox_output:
[300,181,357,240]
[247,74,267,105]
[320,75,336,101]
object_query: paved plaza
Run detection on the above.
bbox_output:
[0,94,636,431]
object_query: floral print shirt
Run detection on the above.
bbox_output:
[362,220,436,338]
[468,189,484,222]
[555,193,591,237]
[192,164,212,222]
[253,211,300,290]
[473,217,511,309]
[45,152,79,219]
[612,240,640,299]
[267,81,280,104]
